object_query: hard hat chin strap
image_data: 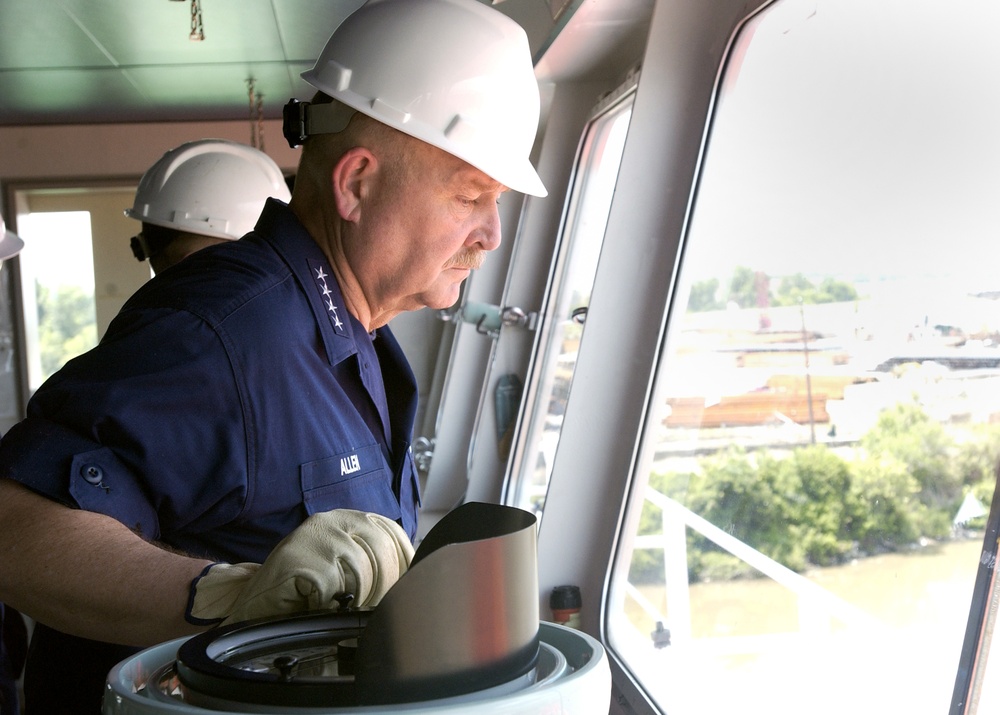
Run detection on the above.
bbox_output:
[282,99,357,148]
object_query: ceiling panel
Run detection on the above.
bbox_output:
[0,0,116,69]
[0,68,146,122]
[125,62,313,117]
[68,0,292,66]
[0,0,367,127]
[273,0,367,66]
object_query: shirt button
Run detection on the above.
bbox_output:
[82,464,104,485]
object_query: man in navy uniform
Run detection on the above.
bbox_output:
[0,0,546,711]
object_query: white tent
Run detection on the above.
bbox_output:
[954,491,988,527]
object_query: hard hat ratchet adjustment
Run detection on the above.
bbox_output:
[282,99,357,149]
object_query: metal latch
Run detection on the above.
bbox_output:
[412,436,435,475]
[438,301,538,340]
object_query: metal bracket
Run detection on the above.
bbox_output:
[282,99,308,148]
[437,301,538,340]
[412,436,435,475]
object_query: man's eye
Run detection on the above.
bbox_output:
[458,193,501,208]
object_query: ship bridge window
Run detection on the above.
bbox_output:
[15,210,99,392]
[7,185,147,408]
[607,0,1000,712]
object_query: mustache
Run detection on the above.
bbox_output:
[448,249,486,271]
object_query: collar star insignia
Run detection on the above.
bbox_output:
[309,259,347,336]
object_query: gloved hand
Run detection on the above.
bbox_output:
[186,509,413,625]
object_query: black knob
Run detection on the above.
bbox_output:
[273,655,299,681]
[333,592,355,611]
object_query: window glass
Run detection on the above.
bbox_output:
[607,0,1000,712]
[17,211,98,391]
[508,90,634,517]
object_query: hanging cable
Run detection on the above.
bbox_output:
[247,78,258,148]
[246,78,266,150]
[190,0,205,41]
[256,91,265,152]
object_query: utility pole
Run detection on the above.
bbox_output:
[799,298,816,444]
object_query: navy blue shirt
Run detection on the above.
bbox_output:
[2,198,421,555]
[0,199,423,711]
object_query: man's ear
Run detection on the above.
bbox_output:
[331,147,377,222]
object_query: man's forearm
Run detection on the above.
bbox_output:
[0,479,212,647]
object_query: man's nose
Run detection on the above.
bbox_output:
[477,203,502,252]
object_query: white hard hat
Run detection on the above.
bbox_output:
[295,0,546,197]
[125,139,291,240]
[0,214,24,262]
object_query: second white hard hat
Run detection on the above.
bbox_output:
[125,139,291,240]
[300,0,547,197]
[0,214,24,262]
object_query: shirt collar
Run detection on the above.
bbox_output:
[254,199,360,366]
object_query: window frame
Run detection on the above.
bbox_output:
[505,76,638,520]
[572,0,1000,711]
[2,177,145,412]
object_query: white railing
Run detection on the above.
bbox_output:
[628,486,884,647]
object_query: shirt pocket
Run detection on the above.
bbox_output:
[300,443,402,520]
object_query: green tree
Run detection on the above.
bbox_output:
[632,405,992,586]
[686,278,722,312]
[775,273,814,306]
[953,423,1000,502]
[36,282,97,380]
[683,448,805,578]
[774,273,859,306]
[726,266,762,309]
[781,445,863,565]
[849,455,923,553]
[816,276,858,303]
[861,400,961,535]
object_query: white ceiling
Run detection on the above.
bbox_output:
[0,0,367,126]
[0,0,654,128]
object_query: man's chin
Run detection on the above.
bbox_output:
[420,287,464,312]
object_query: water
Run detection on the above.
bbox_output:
[630,538,983,714]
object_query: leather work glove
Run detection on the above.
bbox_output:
[186,509,414,625]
